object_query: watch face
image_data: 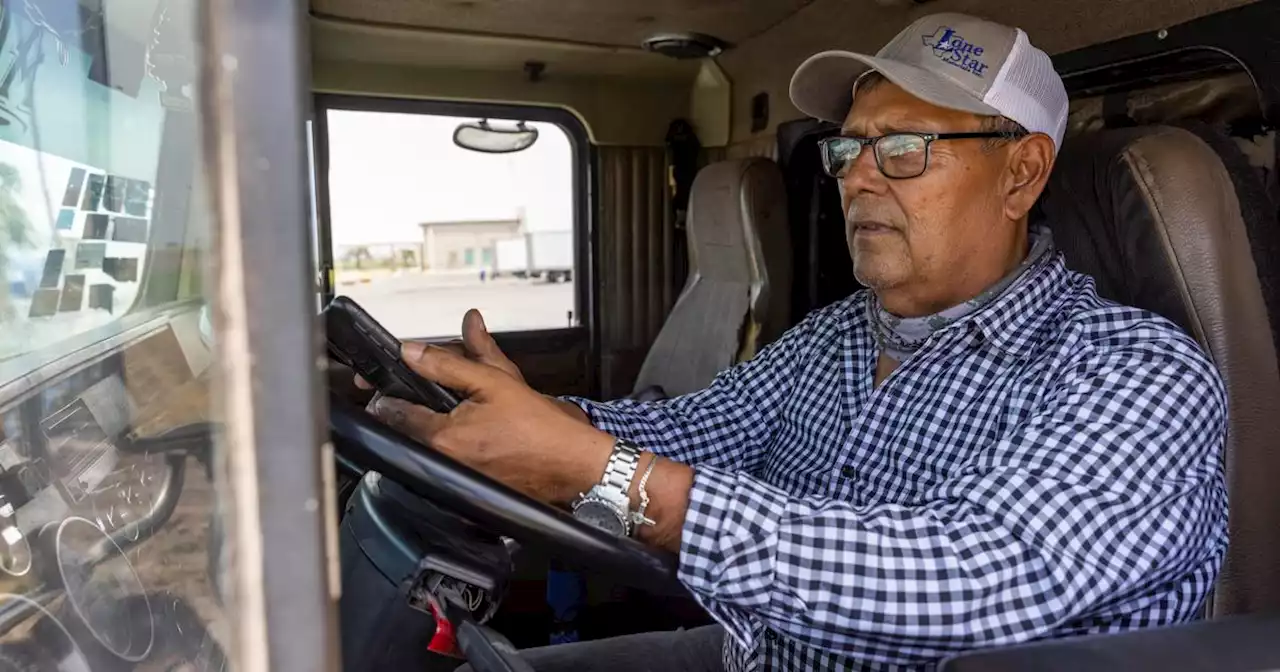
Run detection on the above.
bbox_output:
[573,500,627,537]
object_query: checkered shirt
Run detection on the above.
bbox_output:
[571,251,1229,671]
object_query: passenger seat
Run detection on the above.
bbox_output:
[632,158,792,399]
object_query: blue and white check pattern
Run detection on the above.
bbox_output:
[571,251,1229,671]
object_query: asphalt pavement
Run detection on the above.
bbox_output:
[338,271,577,338]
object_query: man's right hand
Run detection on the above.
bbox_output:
[446,309,590,425]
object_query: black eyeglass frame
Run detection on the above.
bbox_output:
[818,131,1028,180]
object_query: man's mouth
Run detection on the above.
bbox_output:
[851,220,896,234]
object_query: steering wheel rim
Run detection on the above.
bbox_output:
[327,394,685,596]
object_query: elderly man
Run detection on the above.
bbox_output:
[371,12,1228,671]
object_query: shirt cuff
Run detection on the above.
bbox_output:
[676,465,791,652]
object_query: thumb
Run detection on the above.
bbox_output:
[462,309,502,359]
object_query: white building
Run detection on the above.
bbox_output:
[419,217,522,271]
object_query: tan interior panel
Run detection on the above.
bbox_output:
[311,16,696,146]
[311,15,699,80]
[313,61,691,147]
[311,0,816,49]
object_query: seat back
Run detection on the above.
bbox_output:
[1038,125,1280,616]
[633,158,791,397]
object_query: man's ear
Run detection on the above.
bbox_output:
[1003,134,1056,221]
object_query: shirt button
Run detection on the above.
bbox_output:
[840,466,857,481]
[764,629,778,643]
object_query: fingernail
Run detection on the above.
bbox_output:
[402,341,425,359]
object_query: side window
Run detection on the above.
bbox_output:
[322,107,580,338]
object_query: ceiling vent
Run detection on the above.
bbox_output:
[641,32,729,59]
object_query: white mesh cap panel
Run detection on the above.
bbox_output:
[982,29,1070,149]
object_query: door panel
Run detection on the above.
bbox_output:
[493,329,591,398]
[596,146,678,399]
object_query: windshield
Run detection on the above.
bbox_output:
[0,0,195,374]
[0,0,232,668]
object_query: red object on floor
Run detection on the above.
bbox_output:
[427,602,461,658]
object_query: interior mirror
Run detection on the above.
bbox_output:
[453,120,539,153]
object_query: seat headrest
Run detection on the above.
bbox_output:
[686,159,782,284]
[1038,126,1253,344]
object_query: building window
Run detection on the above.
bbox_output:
[324,108,579,338]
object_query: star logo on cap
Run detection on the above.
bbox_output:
[920,26,989,77]
[922,27,959,56]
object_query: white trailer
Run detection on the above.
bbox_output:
[527,230,573,282]
[494,237,529,278]
[493,231,573,282]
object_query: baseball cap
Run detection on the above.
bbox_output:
[789,13,1069,149]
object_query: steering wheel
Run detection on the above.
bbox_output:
[326,394,684,596]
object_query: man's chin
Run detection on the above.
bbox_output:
[851,254,909,291]
[853,268,903,291]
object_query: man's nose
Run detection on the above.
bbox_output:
[840,145,887,197]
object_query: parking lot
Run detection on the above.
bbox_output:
[337,271,577,338]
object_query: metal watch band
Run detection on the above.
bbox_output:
[599,439,642,493]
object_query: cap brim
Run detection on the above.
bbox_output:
[789,51,1001,124]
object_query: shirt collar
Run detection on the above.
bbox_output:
[956,248,1074,360]
[840,225,1076,361]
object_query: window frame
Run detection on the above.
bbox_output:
[312,94,595,343]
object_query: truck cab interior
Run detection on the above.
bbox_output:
[1,0,1279,670]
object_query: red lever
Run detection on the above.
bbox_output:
[426,601,461,658]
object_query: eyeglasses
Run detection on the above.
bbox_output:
[818,131,1027,180]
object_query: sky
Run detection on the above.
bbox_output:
[325,110,574,246]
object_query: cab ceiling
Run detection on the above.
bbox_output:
[309,0,818,49]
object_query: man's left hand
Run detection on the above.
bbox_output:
[368,341,614,506]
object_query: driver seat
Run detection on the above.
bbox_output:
[1037,124,1280,617]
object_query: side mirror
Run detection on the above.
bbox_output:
[453,120,539,154]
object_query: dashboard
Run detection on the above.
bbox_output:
[0,306,226,671]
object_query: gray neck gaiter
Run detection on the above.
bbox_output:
[867,227,1053,362]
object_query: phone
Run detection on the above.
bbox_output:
[323,296,461,413]
[61,168,86,207]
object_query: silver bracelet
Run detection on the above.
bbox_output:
[631,455,658,531]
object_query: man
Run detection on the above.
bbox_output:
[369,13,1229,671]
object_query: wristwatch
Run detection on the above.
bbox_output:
[571,438,644,537]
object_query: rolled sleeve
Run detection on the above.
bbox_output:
[678,465,792,650]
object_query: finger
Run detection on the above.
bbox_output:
[401,341,504,397]
[462,309,504,361]
[437,339,467,358]
[354,374,372,390]
[372,395,448,439]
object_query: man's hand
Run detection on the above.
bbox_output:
[369,340,613,506]
[439,310,590,424]
[442,309,527,382]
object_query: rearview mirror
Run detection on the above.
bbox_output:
[452,120,539,153]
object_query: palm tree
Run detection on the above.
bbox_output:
[349,245,371,270]
[0,162,34,321]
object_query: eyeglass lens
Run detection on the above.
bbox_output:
[824,133,929,179]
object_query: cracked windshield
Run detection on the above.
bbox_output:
[0,0,230,669]
[325,109,576,338]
